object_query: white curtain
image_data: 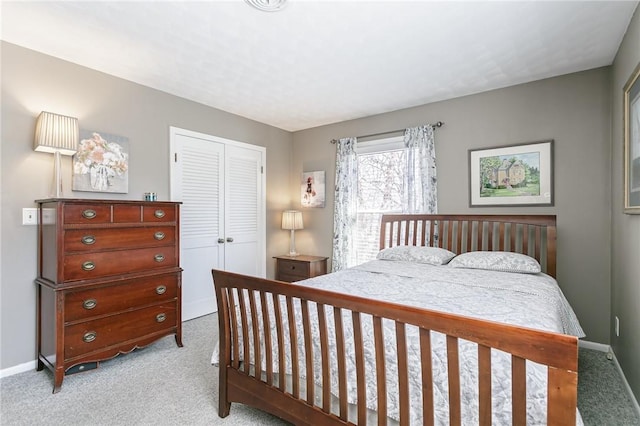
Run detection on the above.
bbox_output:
[403,125,438,213]
[331,137,358,272]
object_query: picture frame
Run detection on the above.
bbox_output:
[469,140,554,207]
[301,171,325,208]
[72,130,129,193]
[623,62,640,214]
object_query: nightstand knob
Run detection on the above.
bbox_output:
[156,313,166,323]
[154,209,166,219]
[81,235,96,245]
[83,299,97,310]
[154,231,165,240]
[154,254,165,263]
[156,285,167,295]
[82,209,97,219]
[83,331,97,343]
[290,265,296,270]
[82,261,96,271]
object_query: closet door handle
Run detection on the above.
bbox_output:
[226,237,234,243]
[217,238,225,244]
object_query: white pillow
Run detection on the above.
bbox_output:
[376,246,456,265]
[448,251,541,274]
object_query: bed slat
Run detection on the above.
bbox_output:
[478,345,492,426]
[373,316,387,425]
[318,303,331,412]
[419,328,434,426]
[446,335,461,426]
[334,307,348,420]
[396,322,409,425]
[512,355,527,424]
[353,312,368,425]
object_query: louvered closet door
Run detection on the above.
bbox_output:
[224,145,264,276]
[172,132,225,320]
[170,127,266,320]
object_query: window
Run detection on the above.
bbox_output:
[355,136,404,264]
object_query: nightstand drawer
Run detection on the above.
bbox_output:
[278,259,310,278]
[274,255,328,282]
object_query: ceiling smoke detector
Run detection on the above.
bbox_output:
[245,0,287,12]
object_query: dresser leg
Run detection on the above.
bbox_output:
[175,332,183,348]
[52,369,64,393]
[37,357,45,371]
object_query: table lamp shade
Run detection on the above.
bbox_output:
[34,111,79,156]
[281,210,303,230]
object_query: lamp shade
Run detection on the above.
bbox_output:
[282,210,303,230]
[34,111,79,156]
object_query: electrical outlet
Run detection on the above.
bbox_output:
[615,316,620,337]
[22,208,38,225]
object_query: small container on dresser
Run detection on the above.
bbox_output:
[35,199,182,392]
[274,254,328,283]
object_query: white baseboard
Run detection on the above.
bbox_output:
[579,340,640,418]
[0,359,37,379]
[578,339,610,352]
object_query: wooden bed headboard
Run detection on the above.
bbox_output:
[379,214,557,277]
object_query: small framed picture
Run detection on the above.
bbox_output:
[469,140,554,207]
[73,130,129,193]
[624,62,640,214]
[301,171,325,208]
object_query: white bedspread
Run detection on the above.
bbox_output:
[214,260,585,425]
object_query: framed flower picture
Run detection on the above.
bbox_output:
[72,130,129,193]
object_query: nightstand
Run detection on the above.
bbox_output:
[274,255,328,283]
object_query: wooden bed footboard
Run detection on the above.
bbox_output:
[212,269,578,425]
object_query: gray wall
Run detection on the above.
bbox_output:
[0,42,293,369]
[611,7,640,403]
[291,68,612,347]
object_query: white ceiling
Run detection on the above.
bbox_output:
[1,1,638,132]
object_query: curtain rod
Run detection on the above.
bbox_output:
[330,121,444,144]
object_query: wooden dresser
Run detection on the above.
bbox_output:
[35,199,182,392]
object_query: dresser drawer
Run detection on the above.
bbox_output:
[143,204,176,222]
[64,303,177,359]
[64,246,178,281]
[65,273,179,322]
[64,227,176,253]
[278,259,310,278]
[64,204,112,224]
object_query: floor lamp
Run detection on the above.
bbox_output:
[282,210,303,256]
[34,111,79,198]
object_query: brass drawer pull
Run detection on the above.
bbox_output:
[82,209,97,219]
[82,261,96,271]
[156,313,166,323]
[83,299,97,310]
[154,210,165,219]
[154,231,165,241]
[154,254,165,263]
[83,331,97,343]
[81,235,96,245]
[290,265,296,270]
[156,285,167,295]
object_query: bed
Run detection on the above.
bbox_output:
[212,214,584,425]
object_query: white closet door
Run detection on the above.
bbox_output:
[171,131,224,320]
[170,127,266,321]
[224,145,265,277]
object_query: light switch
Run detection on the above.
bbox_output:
[22,208,38,225]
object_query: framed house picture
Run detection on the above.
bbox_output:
[624,62,640,214]
[301,171,325,208]
[469,140,554,207]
